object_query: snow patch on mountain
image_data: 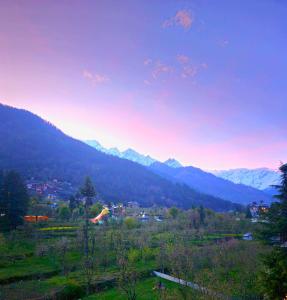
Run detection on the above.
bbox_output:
[85,140,156,166]
[85,140,183,167]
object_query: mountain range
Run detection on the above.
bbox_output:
[84,140,280,195]
[85,140,181,167]
[0,103,241,211]
[85,140,273,205]
[210,168,280,194]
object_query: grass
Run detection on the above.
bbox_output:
[39,226,79,231]
[83,277,196,300]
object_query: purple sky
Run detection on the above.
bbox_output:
[0,0,286,169]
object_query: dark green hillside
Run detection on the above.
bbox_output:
[0,104,240,210]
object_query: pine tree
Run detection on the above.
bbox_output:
[69,195,78,211]
[258,163,287,299]
[81,177,96,207]
[0,171,29,231]
[199,205,205,225]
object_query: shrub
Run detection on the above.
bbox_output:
[58,279,84,300]
[124,217,138,229]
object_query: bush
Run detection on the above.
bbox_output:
[128,248,141,263]
[59,279,84,300]
[124,217,138,229]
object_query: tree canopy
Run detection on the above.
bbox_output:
[0,170,29,231]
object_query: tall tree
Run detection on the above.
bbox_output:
[80,176,96,294]
[69,195,78,211]
[81,177,96,207]
[0,171,29,231]
[199,205,205,225]
[258,163,287,299]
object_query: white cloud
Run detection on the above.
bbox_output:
[82,70,109,85]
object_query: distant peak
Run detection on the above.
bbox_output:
[123,148,138,155]
[85,140,103,150]
[164,158,182,168]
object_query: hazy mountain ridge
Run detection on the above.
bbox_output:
[149,162,272,205]
[0,103,239,211]
[86,140,273,204]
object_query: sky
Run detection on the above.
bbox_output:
[0,0,286,170]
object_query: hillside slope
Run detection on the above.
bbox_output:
[0,104,238,211]
[149,162,272,205]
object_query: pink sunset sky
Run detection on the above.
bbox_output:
[0,0,286,170]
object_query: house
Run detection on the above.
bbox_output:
[138,211,149,222]
[243,232,253,241]
[154,216,163,222]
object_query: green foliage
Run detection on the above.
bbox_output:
[128,248,141,263]
[69,195,78,211]
[168,207,179,219]
[58,205,71,221]
[245,205,252,218]
[258,163,287,299]
[258,248,287,299]
[199,205,205,225]
[89,202,103,217]
[0,171,29,231]
[124,217,138,229]
[60,279,85,300]
[80,177,96,207]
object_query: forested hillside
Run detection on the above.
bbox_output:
[0,104,239,211]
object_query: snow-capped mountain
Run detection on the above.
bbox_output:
[164,159,182,168]
[121,149,156,166]
[85,140,182,167]
[211,168,281,191]
[85,140,157,166]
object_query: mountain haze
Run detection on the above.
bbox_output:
[86,140,272,205]
[0,104,239,211]
[149,162,272,205]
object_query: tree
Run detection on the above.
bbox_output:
[69,195,78,211]
[0,171,29,231]
[168,207,179,219]
[58,205,71,221]
[124,217,137,229]
[258,163,287,299]
[90,202,103,218]
[80,176,96,294]
[245,205,252,219]
[81,177,95,207]
[199,205,205,225]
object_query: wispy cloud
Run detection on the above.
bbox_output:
[177,54,190,64]
[143,55,207,83]
[151,62,173,79]
[82,70,110,85]
[177,54,208,79]
[162,10,193,30]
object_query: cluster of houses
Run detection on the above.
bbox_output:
[248,201,269,222]
[26,178,76,201]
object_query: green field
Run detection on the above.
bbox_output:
[0,209,269,300]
